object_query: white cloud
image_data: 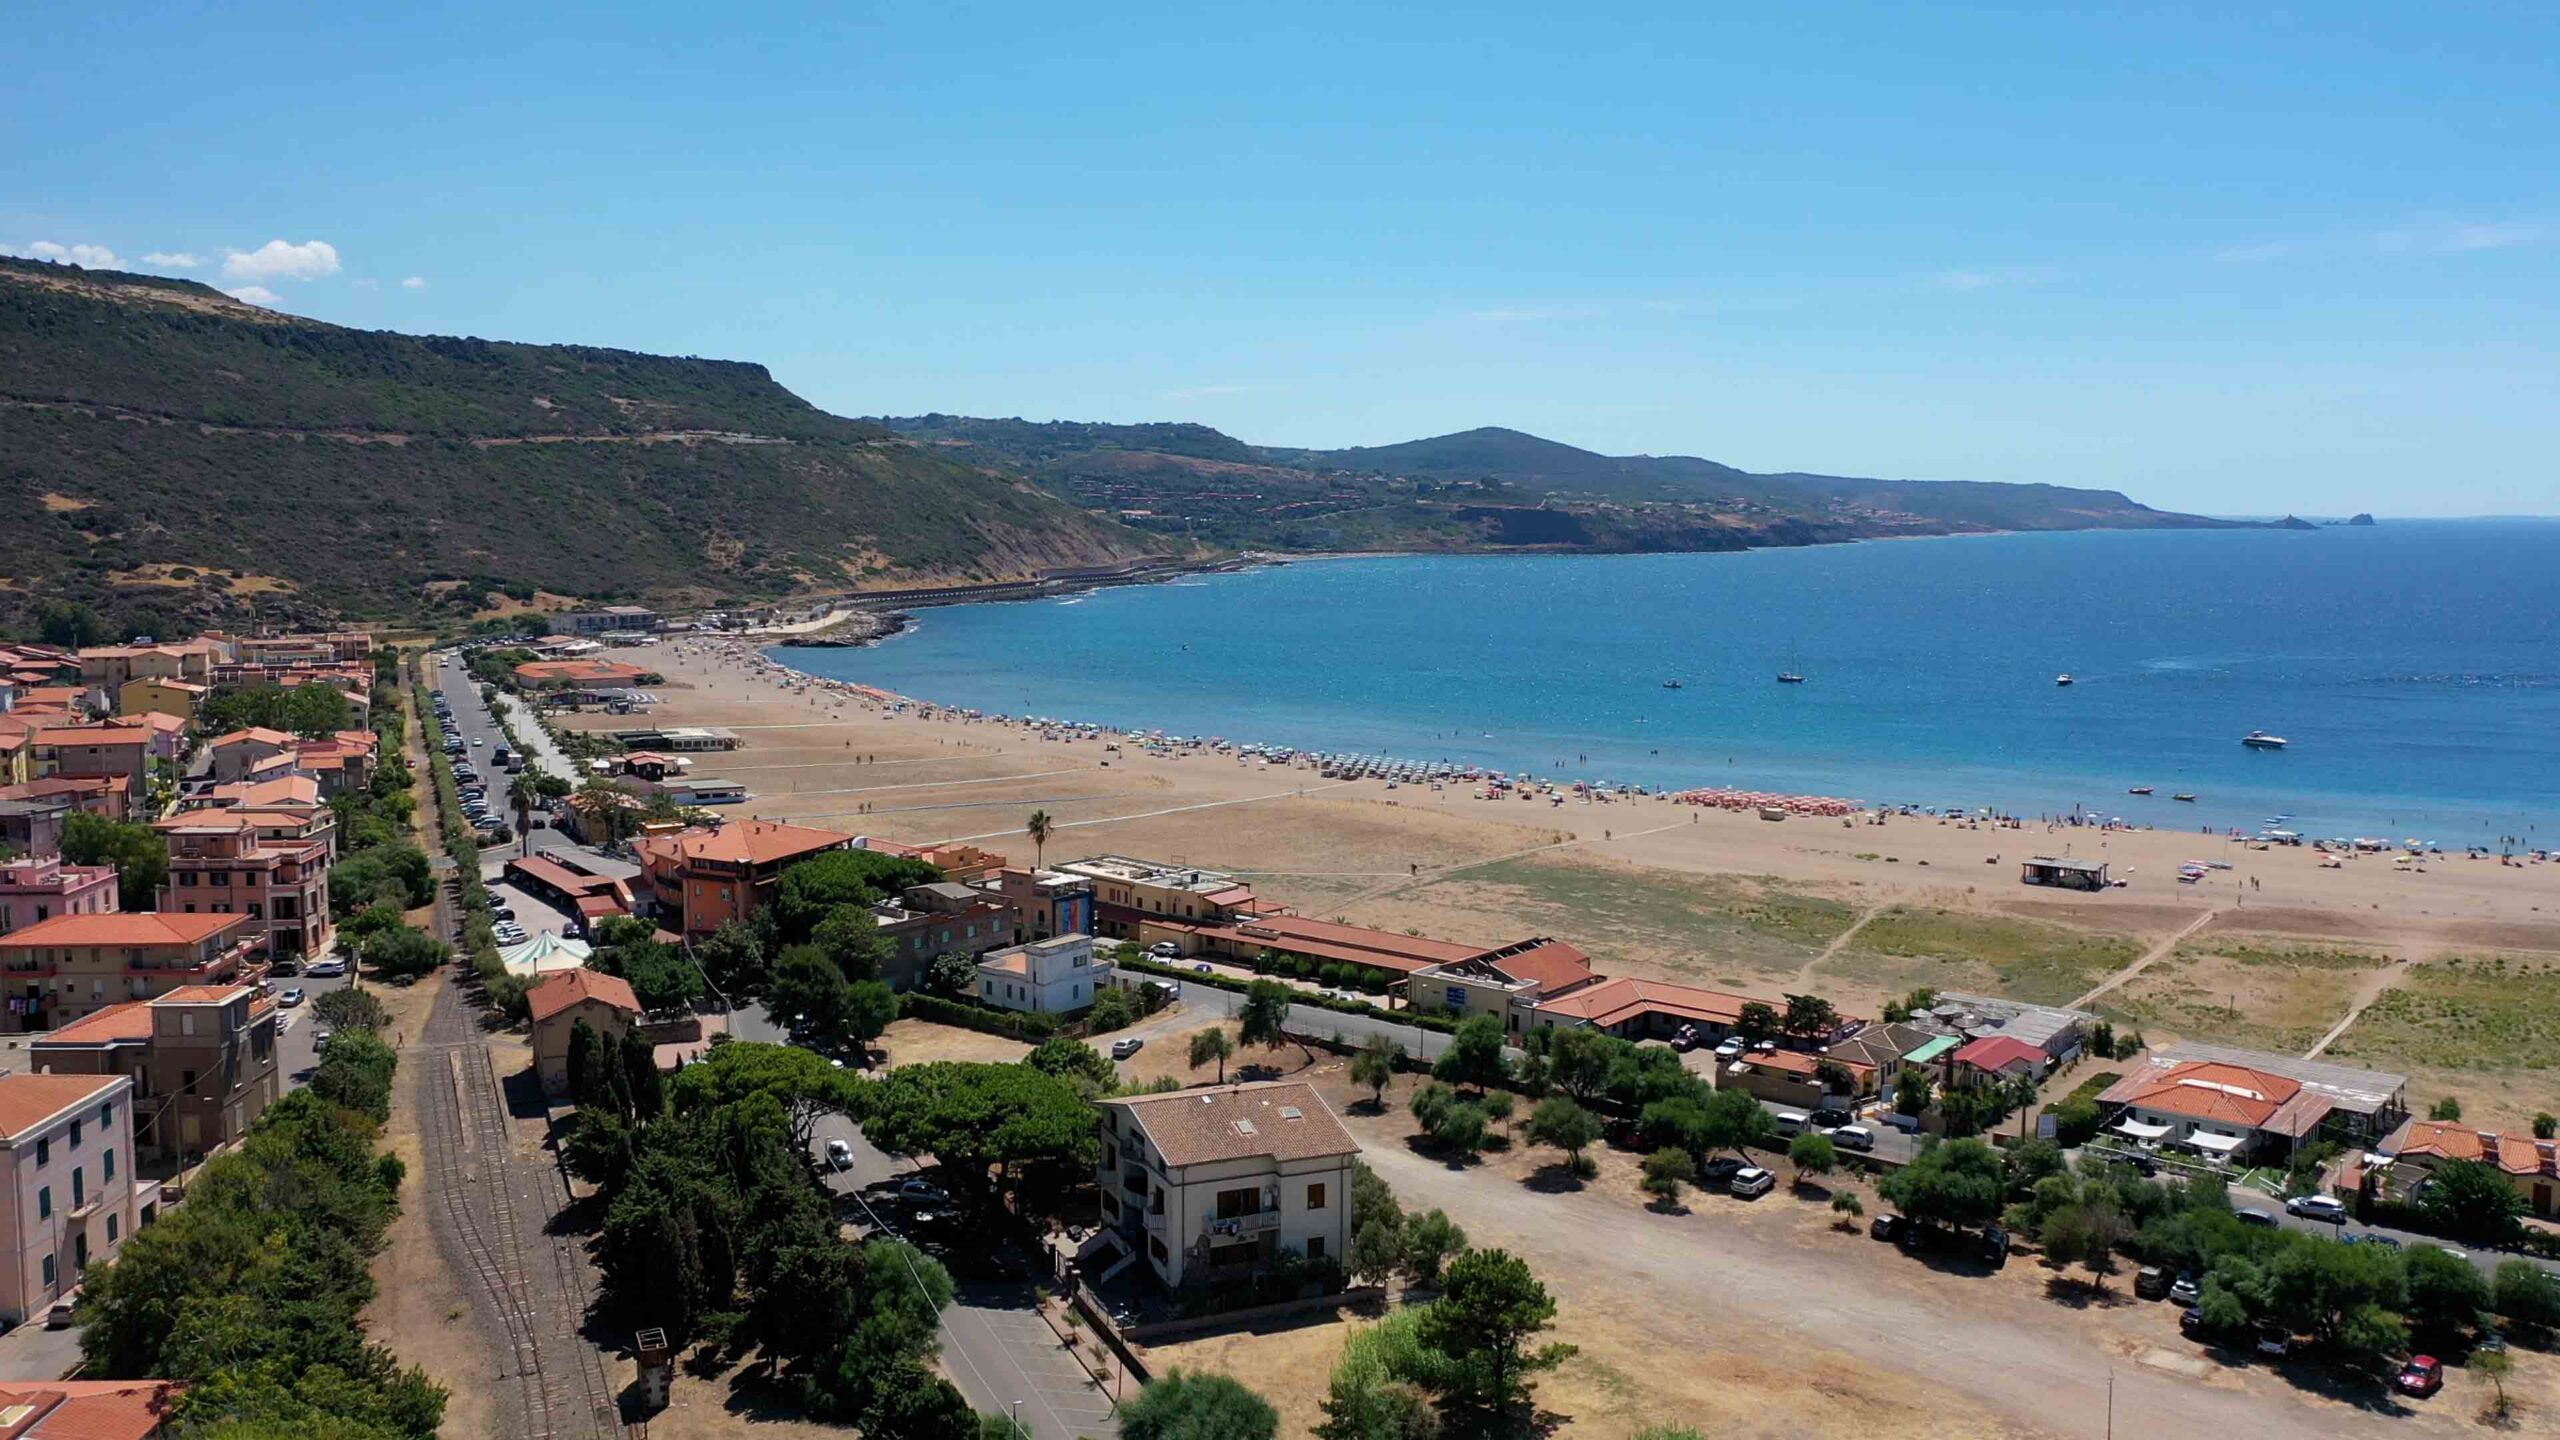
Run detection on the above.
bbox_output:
[142,251,202,269]
[399,275,426,289]
[222,239,340,283]
[224,285,282,307]
[6,240,121,268]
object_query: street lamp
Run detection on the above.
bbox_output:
[1010,1399,1022,1438]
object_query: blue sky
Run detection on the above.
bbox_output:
[7,2,2554,516]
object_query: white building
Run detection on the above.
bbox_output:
[976,934,1109,1013]
[1097,1082,1359,1290]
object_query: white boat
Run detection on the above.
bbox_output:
[2055,674,2074,686]
[2241,731,2289,749]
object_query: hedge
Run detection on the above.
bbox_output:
[901,992,1062,1041]
[1113,954,1458,1034]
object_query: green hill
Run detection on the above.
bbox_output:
[0,258,1157,633]
[884,416,2240,552]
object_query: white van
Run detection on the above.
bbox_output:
[1772,1109,1812,1135]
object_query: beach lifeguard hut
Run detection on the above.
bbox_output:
[2020,855,2110,891]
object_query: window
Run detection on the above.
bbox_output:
[34,1138,48,1167]
[1306,1182,1327,1210]
[37,1186,50,1219]
[1306,1235,1326,1260]
[103,1149,114,1182]
[1148,1236,1168,1263]
[69,1120,81,1149]
[106,1214,117,1244]
[71,1168,84,1208]
[40,1255,54,1291]
[100,1103,112,1129]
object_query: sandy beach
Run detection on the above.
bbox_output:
[568,636,2560,1124]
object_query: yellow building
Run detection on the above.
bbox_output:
[117,676,208,723]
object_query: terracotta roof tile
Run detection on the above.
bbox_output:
[528,968,641,1022]
[29,1001,154,1046]
[0,912,249,949]
[0,1073,126,1140]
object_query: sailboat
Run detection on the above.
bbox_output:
[1776,642,1805,685]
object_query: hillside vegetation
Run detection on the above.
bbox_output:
[0,258,1156,632]
[889,417,2248,554]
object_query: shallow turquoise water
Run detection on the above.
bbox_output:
[775,521,2560,845]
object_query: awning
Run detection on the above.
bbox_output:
[2188,1132,2247,1155]
[2114,1118,2173,1140]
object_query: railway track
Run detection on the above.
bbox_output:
[415,986,619,1438]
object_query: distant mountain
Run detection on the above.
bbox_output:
[884,416,2241,553]
[0,259,1158,632]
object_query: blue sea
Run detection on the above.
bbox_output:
[773,521,2560,845]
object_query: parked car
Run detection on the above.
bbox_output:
[279,987,306,1008]
[2179,1306,2210,1337]
[825,1139,854,1171]
[1110,1037,1145,1059]
[1713,1038,1745,1060]
[2169,1271,2201,1305]
[2234,1208,2278,1228]
[2343,1232,2402,1251]
[1870,1213,1907,1242]
[1828,1124,1875,1151]
[1728,1166,1776,1199]
[2254,1328,2291,1358]
[1979,1224,2010,1268]
[2394,1355,2443,1397]
[893,1178,950,1206]
[44,1287,80,1328]
[2135,1265,2171,1300]
[1771,1110,1812,1135]
[1147,942,1181,959]
[1193,962,1213,973]
[1669,1024,1699,1052]
[1808,1106,1854,1129]
[1699,1156,1749,1190]
[312,1028,333,1050]
[306,957,347,978]
[2285,1194,2348,1223]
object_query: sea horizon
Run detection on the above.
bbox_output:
[773,519,2560,846]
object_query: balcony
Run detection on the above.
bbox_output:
[1121,1166,1149,1195]
[1143,1208,1167,1235]
[1203,1210,1280,1239]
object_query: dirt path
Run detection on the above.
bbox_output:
[1793,899,1888,986]
[2069,906,2225,1009]
[2301,955,2420,1059]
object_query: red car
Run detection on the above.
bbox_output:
[2394,1356,2442,1397]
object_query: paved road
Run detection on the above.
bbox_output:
[2228,1184,2560,1281]
[729,1003,1119,1438]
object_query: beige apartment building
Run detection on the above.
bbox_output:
[0,912,260,1033]
[30,985,280,1166]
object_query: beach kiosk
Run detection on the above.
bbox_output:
[2020,855,2110,891]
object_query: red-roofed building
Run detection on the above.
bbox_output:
[634,820,854,938]
[0,852,118,940]
[0,913,260,1033]
[1949,1036,2048,1086]
[0,775,132,823]
[154,805,334,963]
[30,983,279,1165]
[0,1071,147,1325]
[2096,1060,2329,1161]
[529,969,643,1092]
[205,728,297,784]
[0,1379,182,1438]
[2378,1120,2560,1219]
[1407,938,1603,1032]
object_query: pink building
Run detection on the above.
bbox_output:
[155,807,335,963]
[0,1071,149,1325]
[0,853,118,939]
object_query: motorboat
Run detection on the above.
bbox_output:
[1776,672,1805,685]
[2172,793,2198,802]
[2128,786,2154,796]
[2055,674,2075,686]
[1663,679,1684,690]
[2242,731,2289,749]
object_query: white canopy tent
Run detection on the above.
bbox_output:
[2114,1118,2173,1141]
[2186,1131,2247,1156]
[500,931,594,980]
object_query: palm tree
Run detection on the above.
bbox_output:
[1025,809,1054,870]
[507,774,539,857]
